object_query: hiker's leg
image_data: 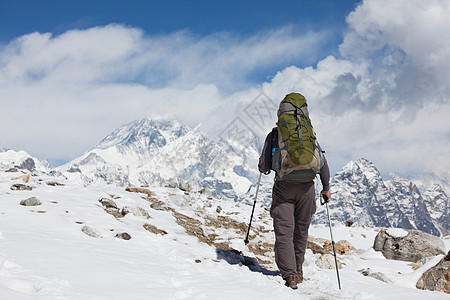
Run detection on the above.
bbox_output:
[293,182,316,274]
[271,181,297,280]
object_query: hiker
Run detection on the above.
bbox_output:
[258,92,330,289]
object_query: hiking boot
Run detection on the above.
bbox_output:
[284,275,298,289]
[297,272,303,283]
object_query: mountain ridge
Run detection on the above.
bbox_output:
[2,117,448,237]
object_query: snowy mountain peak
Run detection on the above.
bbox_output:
[58,116,258,195]
[0,149,51,173]
[96,116,190,152]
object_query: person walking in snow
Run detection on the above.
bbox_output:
[258,92,331,289]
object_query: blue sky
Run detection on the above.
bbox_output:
[0,0,359,86]
[0,0,449,177]
[1,1,359,40]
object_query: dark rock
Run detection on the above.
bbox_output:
[5,167,19,172]
[16,158,36,172]
[20,197,41,206]
[374,228,445,262]
[11,184,32,191]
[46,181,65,186]
[98,198,118,209]
[416,251,450,294]
[115,232,132,240]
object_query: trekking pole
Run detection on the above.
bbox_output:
[321,194,342,290]
[244,173,262,244]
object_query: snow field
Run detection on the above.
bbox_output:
[0,170,449,299]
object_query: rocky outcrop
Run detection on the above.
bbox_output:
[312,159,446,237]
[143,223,167,235]
[125,187,153,197]
[374,229,445,262]
[16,158,36,172]
[416,251,450,294]
[98,197,123,218]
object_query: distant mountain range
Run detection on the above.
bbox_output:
[311,159,449,237]
[1,116,448,237]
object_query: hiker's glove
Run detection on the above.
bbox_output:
[321,190,331,205]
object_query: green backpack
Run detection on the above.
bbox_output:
[271,93,323,182]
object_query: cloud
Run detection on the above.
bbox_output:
[0,24,326,164]
[250,0,450,176]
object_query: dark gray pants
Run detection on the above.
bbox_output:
[270,180,316,279]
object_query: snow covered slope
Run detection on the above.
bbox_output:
[1,162,449,299]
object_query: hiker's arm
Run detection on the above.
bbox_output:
[320,156,331,199]
[258,131,274,174]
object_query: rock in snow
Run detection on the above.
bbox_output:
[416,251,450,294]
[315,253,342,269]
[81,225,103,238]
[19,197,41,206]
[373,229,446,262]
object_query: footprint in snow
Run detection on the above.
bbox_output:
[0,258,41,295]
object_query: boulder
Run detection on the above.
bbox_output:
[315,253,342,269]
[20,197,41,206]
[81,225,103,238]
[335,240,359,255]
[374,228,446,262]
[121,206,150,219]
[416,251,450,294]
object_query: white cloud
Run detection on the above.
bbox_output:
[244,0,450,176]
[0,24,326,163]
